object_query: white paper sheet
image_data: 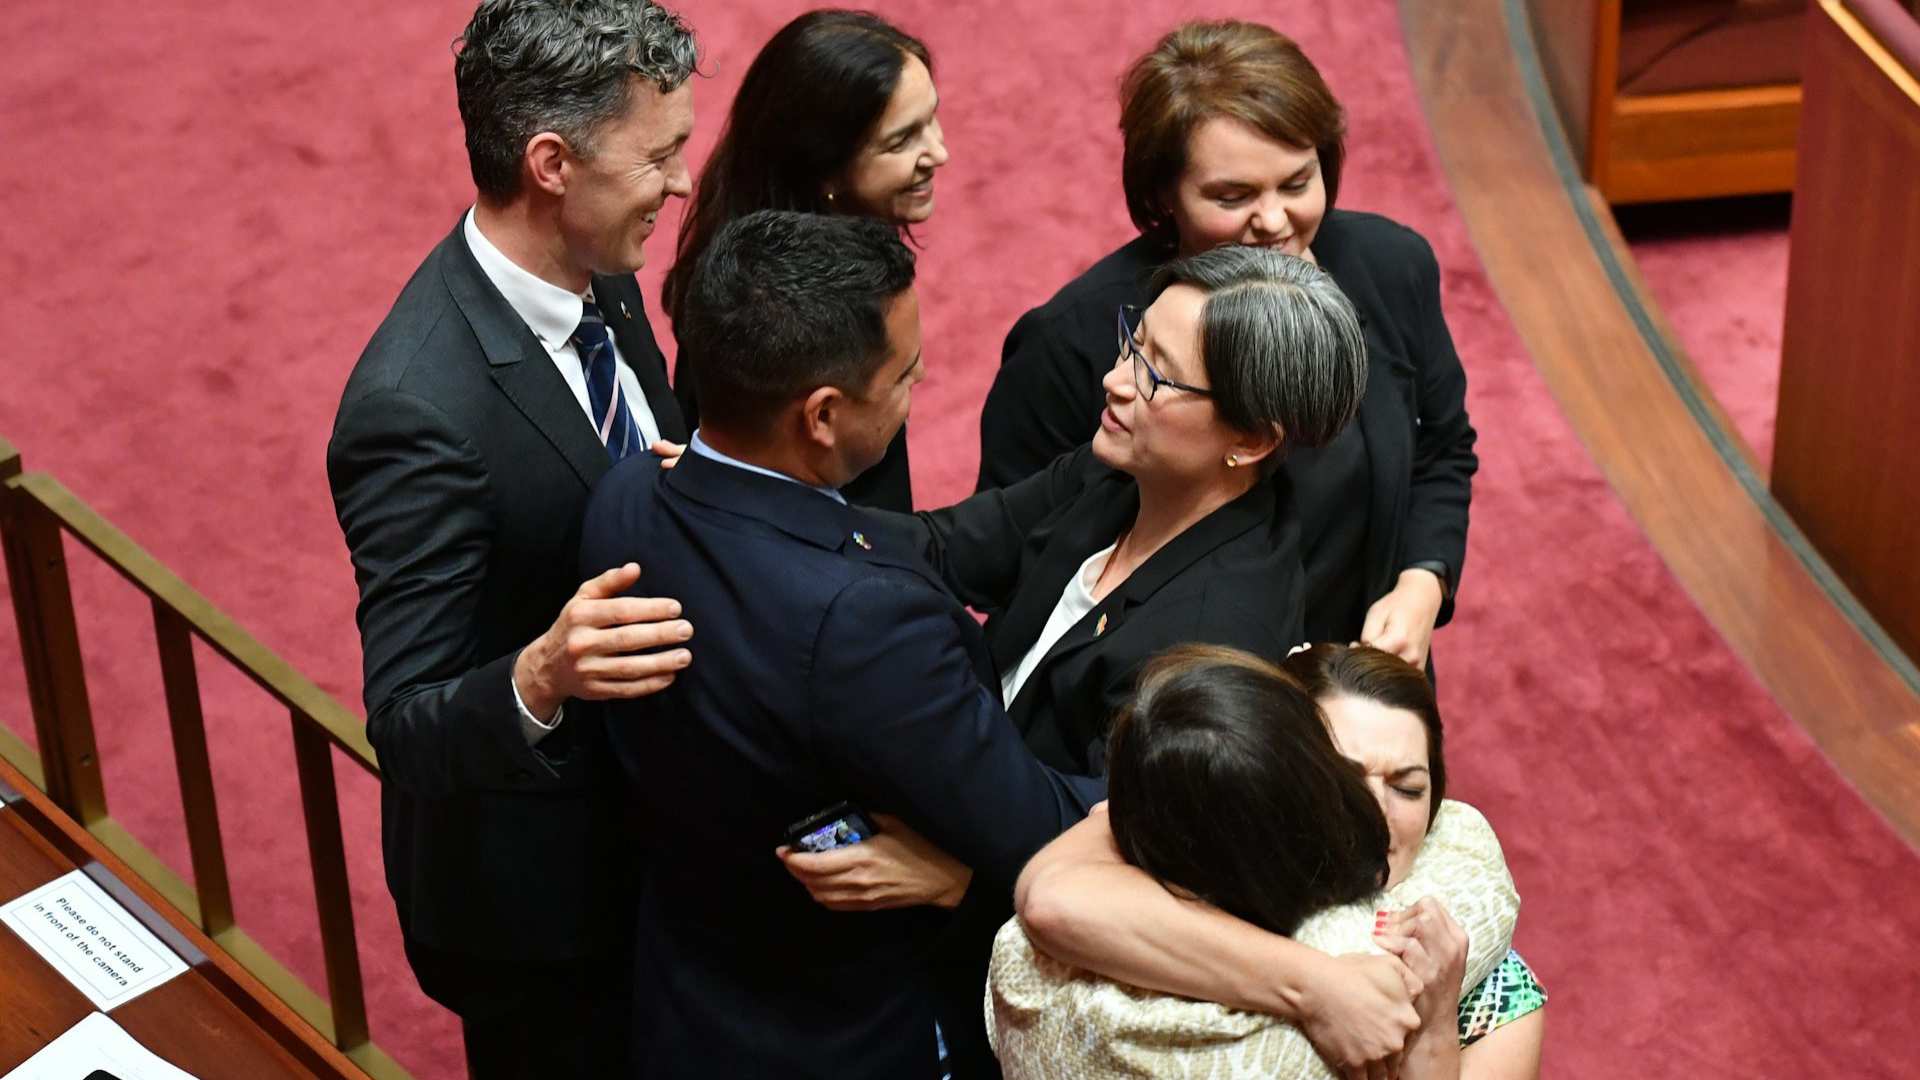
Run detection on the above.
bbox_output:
[1,869,190,1012]
[1,1011,200,1080]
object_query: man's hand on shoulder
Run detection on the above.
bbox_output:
[513,562,694,720]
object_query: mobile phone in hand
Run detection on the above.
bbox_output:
[784,802,879,853]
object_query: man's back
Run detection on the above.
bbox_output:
[582,448,1101,1079]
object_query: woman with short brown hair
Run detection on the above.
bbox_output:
[976,20,1477,673]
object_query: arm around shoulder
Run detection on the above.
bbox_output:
[328,388,567,798]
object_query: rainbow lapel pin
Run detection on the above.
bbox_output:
[1095,613,1108,636]
[852,531,872,550]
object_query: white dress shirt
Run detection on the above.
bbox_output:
[1000,543,1116,707]
[686,430,847,505]
[463,208,666,743]
[463,208,663,447]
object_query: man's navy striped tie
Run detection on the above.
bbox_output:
[573,299,642,463]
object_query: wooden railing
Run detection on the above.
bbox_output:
[0,435,407,1079]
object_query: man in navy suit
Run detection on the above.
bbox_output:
[580,211,1104,1079]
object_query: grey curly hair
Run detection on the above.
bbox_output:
[454,0,699,201]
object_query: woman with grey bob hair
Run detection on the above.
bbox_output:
[1147,246,1368,473]
[777,250,1374,969]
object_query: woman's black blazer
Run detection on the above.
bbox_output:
[973,209,1477,639]
[891,446,1305,776]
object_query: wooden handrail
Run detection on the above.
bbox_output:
[0,434,399,1076]
[3,462,375,771]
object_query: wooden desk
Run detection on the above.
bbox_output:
[0,757,363,1079]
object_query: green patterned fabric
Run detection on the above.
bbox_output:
[1458,949,1546,1046]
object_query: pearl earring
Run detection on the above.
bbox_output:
[1225,454,1241,468]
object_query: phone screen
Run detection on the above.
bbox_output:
[793,816,871,852]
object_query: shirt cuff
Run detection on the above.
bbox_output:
[512,676,564,745]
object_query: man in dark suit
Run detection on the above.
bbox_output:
[579,211,1104,1079]
[326,2,700,1073]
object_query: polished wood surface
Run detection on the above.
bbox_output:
[1774,0,1920,663]
[1606,83,1801,201]
[0,755,363,1079]
[1533,0,1806,202]
[1401,0,1920,845]
[1523,0,1601,170]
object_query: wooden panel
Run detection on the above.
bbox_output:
[1773,0,1920,663]
[1522,0,1601,169]
[0,755,363,1078]
[1604,84,1802,202]
[1401,0,1920,845]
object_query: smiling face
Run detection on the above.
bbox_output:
[830,287,925,485]
[556,78,695,277]
[1169,116,1326,259]
[1321,693,1433,888]
[838,52,948,224]
[1092,283,1246,486]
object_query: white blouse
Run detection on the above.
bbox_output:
[999,543,1117,708]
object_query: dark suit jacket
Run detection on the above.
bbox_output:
[579,449,1102,1080]
[900,447,1303,775]
[974,210,1477,639]
[326,218,687,981]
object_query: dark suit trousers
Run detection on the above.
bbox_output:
[404,936,634,1078]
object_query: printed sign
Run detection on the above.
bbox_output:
[1,869,190,1011]
[0,1011,200,1080]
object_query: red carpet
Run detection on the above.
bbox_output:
[1619,195,1792,466]
[3,2,1917,1077]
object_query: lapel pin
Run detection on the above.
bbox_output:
[852,531,872,550]
[620,301,632,320]
[1095,613,1108,636]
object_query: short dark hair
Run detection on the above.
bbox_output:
[1149,246,1367,468]
[1282,644,1448,832]
[1120,21,1347,246]
[664,10,931,326]
[454,0,699,202]
[678,210,916,436]
[1106,645,1389,936]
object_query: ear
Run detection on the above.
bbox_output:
[800,385,845,452]
[525,132,572,198]
[1229,422,1284,469]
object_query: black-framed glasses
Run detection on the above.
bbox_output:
[1118,305,1212,400]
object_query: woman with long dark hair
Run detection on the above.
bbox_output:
[663,9,947,510]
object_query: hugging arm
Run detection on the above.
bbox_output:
[880,445,1099,613]
[1015,805,1421,1075]
[807,576,1103,899]
[329,389,573,797]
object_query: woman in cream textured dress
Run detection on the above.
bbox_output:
[991,645,1542,1079]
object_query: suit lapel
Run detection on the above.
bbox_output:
[440,222,610,491]
[596,274,688,443]
[1010,476,1279,698]
[987,475,1138,674]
